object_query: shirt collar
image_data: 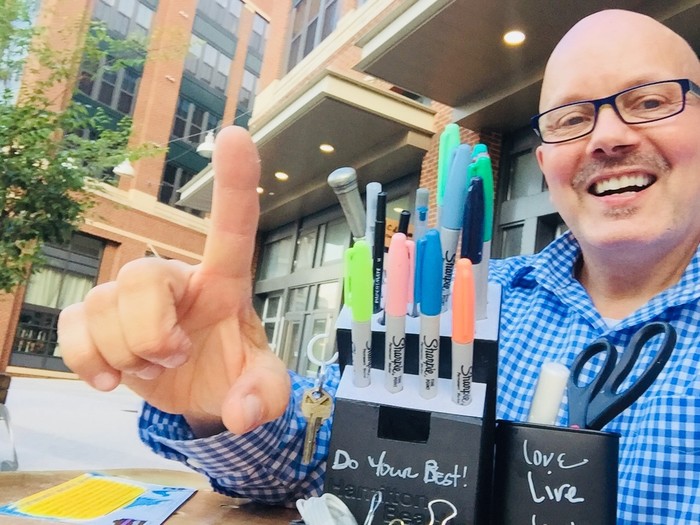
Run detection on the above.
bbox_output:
[509,231,700,328]
[510,231,582,290]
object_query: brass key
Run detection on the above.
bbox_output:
[300,388,333,464]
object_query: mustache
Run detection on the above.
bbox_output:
[573,152,671,188]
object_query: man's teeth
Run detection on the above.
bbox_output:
[591,174,654,196]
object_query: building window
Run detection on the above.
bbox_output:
[159,164,195,205]
[235,14,268,128]
[159,163,205,217]
[185,33,234,94]
[249,14,268,59]
[315,281,338,310]
[170,96,221,144]
[198,0,242,33]
[261,292,283,349]
[259,235,294,280]
[93,0,155,38]
[12,234,104,370]
[500,223,524,258]
[78,55,141,115]
[507,148,546,199]
[293,228,318,272]
[320,218,349,265]
[495,127,560,256]
[287,0,338,72]
[235,69,257,128]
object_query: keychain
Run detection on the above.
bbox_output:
[301,334,337,464]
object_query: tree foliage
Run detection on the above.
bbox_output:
[0,0,156,292]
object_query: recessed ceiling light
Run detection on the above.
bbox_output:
[275,171,289,181]
[393,207,404,214]
[319,143,335,153]
[503,30,526,46]
[256,186,264,194]
[268,191,275,196]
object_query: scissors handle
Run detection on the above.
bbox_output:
[586,321,676,430]
[568,338,618,428]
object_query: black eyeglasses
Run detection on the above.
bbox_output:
[531,78,700,144]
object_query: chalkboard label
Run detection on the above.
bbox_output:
[493,421,619,525]
[326,396,485,524]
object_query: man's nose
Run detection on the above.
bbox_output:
[585,104,640,156]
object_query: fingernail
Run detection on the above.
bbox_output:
[93,372,118,391]
[135,364,164,380]
[160,352,188,369]
[242,394,263,432]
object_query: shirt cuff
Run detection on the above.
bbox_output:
[137,365,340,504]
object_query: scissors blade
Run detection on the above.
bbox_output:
[587,321,676,430]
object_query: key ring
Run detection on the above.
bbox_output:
[306,333,338,394]
[428,498,458,524]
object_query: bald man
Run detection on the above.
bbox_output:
[58,9,700,523]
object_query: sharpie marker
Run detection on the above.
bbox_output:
[461,177,484,265]
[411,189,430,317]
[384,233,412,393]
[437,123,461,211]
[439,143,472,312]
[365,182,382,253]
[469,151,494,320]
[452,258,475,405]
[413,188,430,242]
[372,192,387,313]
[344,240,374,387]
[416,229,443,399]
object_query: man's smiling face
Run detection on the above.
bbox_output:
[535,10,700,256]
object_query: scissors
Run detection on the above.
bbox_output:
[568,321,676,430]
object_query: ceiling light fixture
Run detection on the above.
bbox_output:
[503,30,526,46]
[319,143,335,153]
[275,171,289,181]
[256,186,264,194]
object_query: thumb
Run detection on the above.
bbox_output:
[221,353,291,434]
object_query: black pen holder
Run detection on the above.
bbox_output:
[493,420,619,525]
[326,284,501,525]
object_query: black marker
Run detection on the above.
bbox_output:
[373,192,387,313]
[398,209,411,235]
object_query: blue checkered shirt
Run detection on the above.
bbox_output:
[139,232,700,523]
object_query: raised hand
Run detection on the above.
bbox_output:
[57,127,290,436]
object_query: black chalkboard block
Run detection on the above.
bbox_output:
[328,285,500,525]
[326,369,491,525]
[493,420,619,525]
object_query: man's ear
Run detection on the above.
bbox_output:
[536,144,555,186]
[535,143,546,173]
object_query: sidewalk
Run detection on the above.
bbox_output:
[3,376,192,472]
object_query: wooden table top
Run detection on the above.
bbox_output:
[0,469,300,524]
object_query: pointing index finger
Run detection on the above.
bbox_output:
[201,126,261,279]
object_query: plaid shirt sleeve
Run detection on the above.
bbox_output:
[137,365,340,505]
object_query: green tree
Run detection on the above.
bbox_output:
[0,0,157,292]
